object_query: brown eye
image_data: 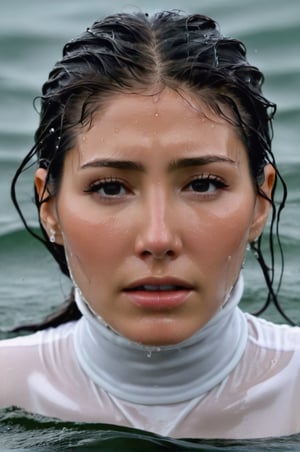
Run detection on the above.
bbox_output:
[186,176,227,194]
[190,179,212,192]
[85,179,128,197]
[100,181,124,196]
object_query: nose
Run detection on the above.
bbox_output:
[134,192,182,261]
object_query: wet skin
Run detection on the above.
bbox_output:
[36,88,274,346]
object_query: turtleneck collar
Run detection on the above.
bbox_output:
[73,275,247,405]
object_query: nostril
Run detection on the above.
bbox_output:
[134,226,183,260]
[166,249,175,256]
[141,248,175,260]
[141,250,152,258]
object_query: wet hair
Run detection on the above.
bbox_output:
[10,9,294,332]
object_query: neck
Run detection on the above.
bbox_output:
[73,275,247,405]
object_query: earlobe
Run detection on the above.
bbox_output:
[248,164,276,243]
[35,168,64,245]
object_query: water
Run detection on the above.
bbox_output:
[0,0,299,449]
[1,408,300,451]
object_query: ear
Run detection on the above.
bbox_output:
[35,168,64,245]
[248,164,276,243]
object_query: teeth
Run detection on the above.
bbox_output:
[142,285,177,291]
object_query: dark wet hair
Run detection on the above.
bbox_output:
[10,9,293,332]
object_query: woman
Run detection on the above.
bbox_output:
[1,10,300,439]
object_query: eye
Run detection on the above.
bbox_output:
[85,178,128,197]
[185,175,228,194]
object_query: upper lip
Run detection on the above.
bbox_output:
[124,277,194,291]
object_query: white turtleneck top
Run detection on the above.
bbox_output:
[1,276,300,439]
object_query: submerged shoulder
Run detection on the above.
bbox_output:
[245,313,300,351]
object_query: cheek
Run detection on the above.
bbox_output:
[186,202,253,269]
[59,210,129,281]
[191,209,251,303]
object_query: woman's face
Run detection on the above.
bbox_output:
[37,89,273,345]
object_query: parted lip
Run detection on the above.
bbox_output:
[124,277,194,291]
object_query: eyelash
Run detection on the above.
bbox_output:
[84,177,130,197]
[184,174,229,194]
[84,174,229,199]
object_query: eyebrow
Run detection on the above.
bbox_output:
[168,156,236,170]
[80,156,236,172]
[80,159,144,171]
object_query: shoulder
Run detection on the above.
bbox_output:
[0,321,77,367]
[245,313,300,352]
[216,314,300,438]
[227,314,300,401]
[0,321,76,349]
[0,322,77,408]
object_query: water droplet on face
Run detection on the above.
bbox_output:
[154,112,159,117]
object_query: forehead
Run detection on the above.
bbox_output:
[88,88,233,130]
[73,88,247,164]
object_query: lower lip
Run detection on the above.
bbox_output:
[124,290,191,310]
